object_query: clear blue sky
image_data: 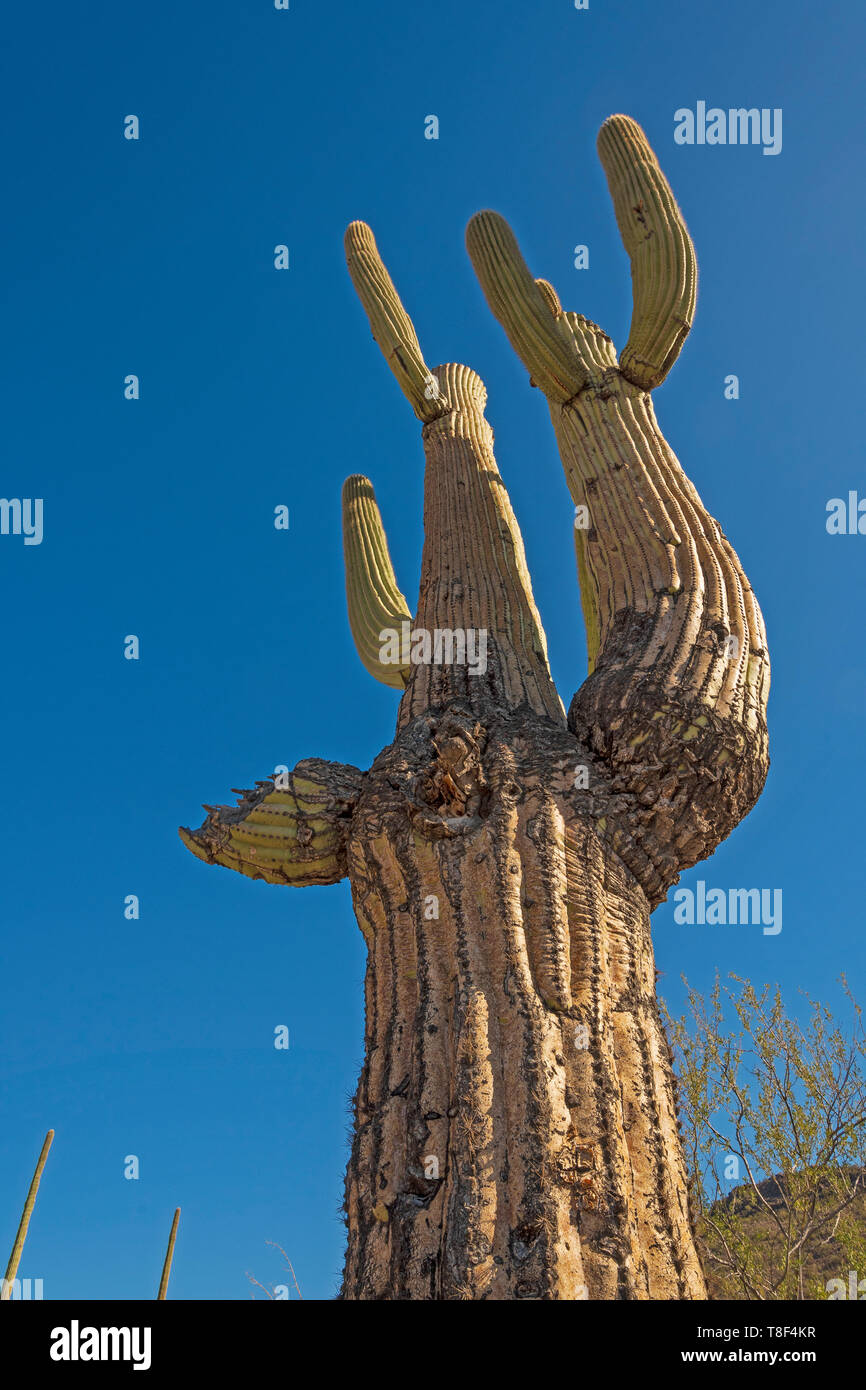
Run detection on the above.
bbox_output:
[2,0,863,1300]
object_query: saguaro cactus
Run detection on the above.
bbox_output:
[181,116,770,1300]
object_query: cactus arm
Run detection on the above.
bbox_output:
[466,116,769,906]
[342,474,412,689]
[596,114,697,391]
[465,213,590,402]
[2,1129,54,1301]
[344,221,452,422]
[157,1208,180,1300]
[552,388,770,905]
[466,113,696,396]
[397,361,565,726]
[345,221,564,724]
[179,758,364,886]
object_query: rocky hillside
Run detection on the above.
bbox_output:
[702,1168,866,1300]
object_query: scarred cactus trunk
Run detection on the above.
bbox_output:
[343,711,704,1299]
[181,117,770,1300]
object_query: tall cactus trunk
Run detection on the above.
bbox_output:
[341,713,705,1299]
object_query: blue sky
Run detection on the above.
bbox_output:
[1,0,863,1300]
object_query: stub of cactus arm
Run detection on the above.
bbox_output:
[179,758,365,886]
[342,474,412,689]
[597,114,697,392]
[344,221,452,423]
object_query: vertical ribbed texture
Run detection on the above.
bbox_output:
[552,390,768,733]
[467,120,697,400]
[597,115,697,390]
[465,114,769,906]
[551,382,769,903]
[342,475,412,688]
[344,221,452,423]
[341,716,706,1299]
[465,215,588,402]
[397,362,565,728]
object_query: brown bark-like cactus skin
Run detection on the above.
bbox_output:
[342,710,704,1299]
[181,117,769,1300]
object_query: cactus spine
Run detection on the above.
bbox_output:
[181,117,770,1300]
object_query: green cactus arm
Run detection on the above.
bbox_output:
[467,213,621,672]
[157,1208,180,1300]
[464,215,590,403]
[344,221,452,422]
[179,758,365,885]
[342,474,412,689]
[466,117,696,396]
[596,114,697,391]
[2,1129,54,1301]
[344,216,565,722]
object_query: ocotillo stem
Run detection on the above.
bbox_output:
[157,1208,181,1300]
[2,1129,54,1301]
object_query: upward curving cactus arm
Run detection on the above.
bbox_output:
[342,474,412,689]
[466,115,696,397]
[344,221,565,724]
[596,114,697,391]
[464,214,590,402]
[344,221,452,422]
[179,758,365,885]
